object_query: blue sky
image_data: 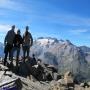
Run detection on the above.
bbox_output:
[0,0,90,46]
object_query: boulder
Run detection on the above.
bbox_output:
[64,71,74,85]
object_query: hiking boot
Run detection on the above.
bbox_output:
[3,60,7,66]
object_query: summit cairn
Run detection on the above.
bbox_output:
[49,71,74,90]
[64,71,74,87]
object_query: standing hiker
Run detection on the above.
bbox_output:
[11,29,23,67]
[22,26,33,62]
[4,25,15,66]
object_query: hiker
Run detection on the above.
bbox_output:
[11,29,23,67]
[35,59,44,81]
[22,26,33,62]
[30,54,37,66]
[4,25,15,66]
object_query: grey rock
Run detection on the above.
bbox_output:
[30,37,90,81]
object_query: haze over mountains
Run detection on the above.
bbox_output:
[0,42,4,57]
[0,37,90,81]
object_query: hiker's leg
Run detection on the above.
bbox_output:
[9,52,11,60]
[11,47,15,63]
[4,45,9,65]
[9,45,13,60]
[16,47,20,67]
[4,52,8,65]
[9,50,12,60]
[27,46,30,58]
[23,46,26,62]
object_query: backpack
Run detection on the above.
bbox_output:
[23,32,33,46]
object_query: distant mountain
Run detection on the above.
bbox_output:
[0,38,90,81]
[78,46,90,63]
[79,46,90,53]
[0,42,4,57]
[30,37,90,81]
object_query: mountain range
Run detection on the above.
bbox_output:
[0,37,90,82]
[30,37,90,82]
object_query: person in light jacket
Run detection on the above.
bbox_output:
[23,26,33,62]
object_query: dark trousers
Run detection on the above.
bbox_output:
[4,44,13,65]
[23,46,30,60]
[11,47,20,67]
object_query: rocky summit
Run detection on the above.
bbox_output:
[0,63,50,90]
[0,37,90,86]
[1,63,90,90]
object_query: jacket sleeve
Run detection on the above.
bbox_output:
[20,36,23,44]
[4,32,8,45]
[13,35,16,45]
[30,33,33,46]
[22,34,25,42]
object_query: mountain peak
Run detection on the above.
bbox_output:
[36,37,73,46]
[37,37,59,45]
[65,40,73,45]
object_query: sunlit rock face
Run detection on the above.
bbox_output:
[30,37,90,81]
[0,37,90,81]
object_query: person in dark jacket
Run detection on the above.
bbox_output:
[4,25,15,66]
[11,29,23,67]
[30,54,37,66]
[22,26,33,62]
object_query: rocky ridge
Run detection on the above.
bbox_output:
[0,37,90,82]
[1,63,90,90]
[30,37,90,82]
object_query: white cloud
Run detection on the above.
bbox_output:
[69,29,89,35]
[50,14,90,26]
[0,24,19,43]
[0,24,18,33]
[0,0,28,12]
[0,24,11,33]
[0,0,16,9]
[0,24,10,43]
[32,12,90,27]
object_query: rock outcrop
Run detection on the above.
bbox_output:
[0,37,90,82]
[30,37,90,82]
[0,64,50,90]
[1,64,90,90]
